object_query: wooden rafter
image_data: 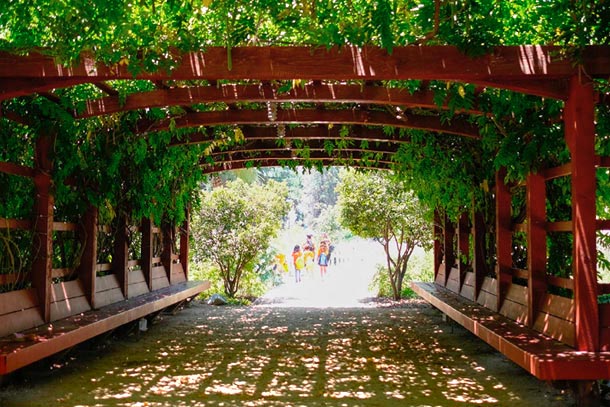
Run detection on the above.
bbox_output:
[2,46,609,101]
[76,83,484,118]
[139,109,480,139]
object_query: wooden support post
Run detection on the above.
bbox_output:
[565,75,598,352]
[433,210,443,281]
[141,218,154,290]
[458,212,470,290]
[113,216,129,299]
[443,214,455,287]
[161,222,174,284]
[495,168,512,312]
[180,209,190,281]
[472,209,486,300]
[526,173,547,327]
[78,206,98,308]
[32,134,54,323]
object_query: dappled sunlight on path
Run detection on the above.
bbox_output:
[0,301,573,406]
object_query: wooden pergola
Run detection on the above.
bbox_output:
[1,45,610,398]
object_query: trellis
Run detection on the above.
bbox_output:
[1,45,610,401]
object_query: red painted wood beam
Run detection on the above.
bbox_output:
[0,161,35,178]
[139,109,480,139]
[76,84,485,118]
[443,214,455,287]
[526,173,547,328]
[565,76,599,352]
[472,209,486,299]
[1,46,608,101]
[173,125,426,146]
[495,168,512,313]
[141,218,154,291]
[201,155,393,174]
[180,210,189,281]
[32,133,55,323]
[77,206,98,308]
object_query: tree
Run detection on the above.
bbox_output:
[337,169,431,300]
[191,179,290,297]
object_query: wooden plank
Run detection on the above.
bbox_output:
[113,217,129,298]
[77,84,485,119]
[138,109,480,140]
[533,311,576,347]
[446,267,461,294]
[538,293,575,322]
[0,161,35,178]
[127,259,140,268]
[78,206,97,307]
[527,172,547,327]
[0,218,32,230]
[52,222,77,232]
[500,298,528,324]
[433,210,443,280]
[50,280,84,302]
[32,133,54,323]
[476,290,498,311]
[598,304,610,328]
[50,296,91,322]
[127,282,150,298]
[0,273,26,285]
[94,288,125,308]
[411,282,610,381]
[95,274,121,293]
[546,275,573,290]
[472,210,486,299]
[505,283,528,305]
[496,168,512,311]
[151,266,170,291]
[597,219,610,230]
[0,308,44,338]
[443,214,455,287]
[546,221,572,232]
[457,212,469,290]
[180,213,189,281]
[435,263,446,286]
[141,218,154,290]
[512,268,529,280]
[51,268,72,279]
[171,263,187,284]
[565,76,599,351]
[0,280,211,374]
[541,162,572,180]
[0,289,39,316]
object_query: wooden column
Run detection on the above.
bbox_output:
[433,210,443,281]
[526,173,547,327]
[565,75,598,352]
[112,216,129,298]
[472,209,486,300]
[78,206,98,307]
[32,133,54,323]
[141,218,154,290]
[495,168,512,312]
[457,212,470,290]
[161,222,174,284]
[180,210,190,281]
[443,214,455,287]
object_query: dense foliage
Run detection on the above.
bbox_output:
[0,1,609,288]
[337,170,431,299]
[190,179,290,297]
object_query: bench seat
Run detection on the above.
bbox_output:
[0,280,210,375]
[412,281,610,381]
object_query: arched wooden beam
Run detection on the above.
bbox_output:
[171,124,471,147]
[204,140,398,160]
[139,109,480,139]
[76,83,485,118]
[201,153,395,174]
[2,46,609,101]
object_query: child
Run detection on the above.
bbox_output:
[317,240,329,280]
[292,245,304,283]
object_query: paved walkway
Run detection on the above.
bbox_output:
[0,250,574,406]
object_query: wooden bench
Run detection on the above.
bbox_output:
[0,280,210,375]
[412,281,610,381]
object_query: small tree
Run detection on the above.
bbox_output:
[337,170,431,300]
[191,179,290,297]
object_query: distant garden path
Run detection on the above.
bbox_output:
[0,299,573,406]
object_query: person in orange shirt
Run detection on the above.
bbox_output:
[292,245,304,283]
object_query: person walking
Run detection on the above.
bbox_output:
[317,239,330,280]
[292,245,304,283]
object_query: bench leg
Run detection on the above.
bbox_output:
[569,380,600,407]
